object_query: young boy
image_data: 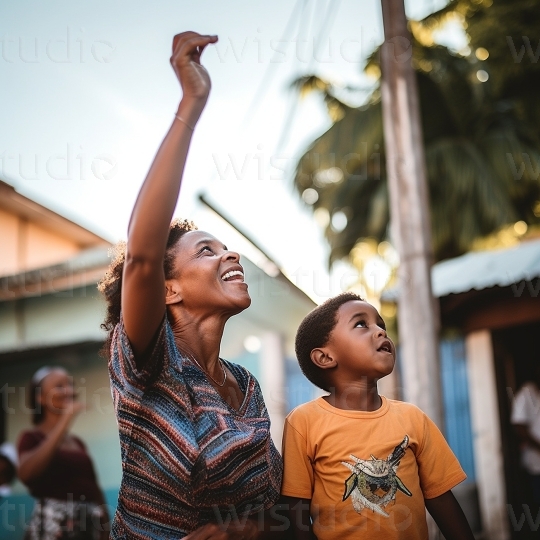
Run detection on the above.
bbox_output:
[281,293,474,540]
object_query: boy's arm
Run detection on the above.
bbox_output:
[282,497,315,540]
[424,490,475,540]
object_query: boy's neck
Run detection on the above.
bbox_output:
[324,379,383,412]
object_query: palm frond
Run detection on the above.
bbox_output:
[291,0,540,266]
[426,138,516,258]
[290,75,349,120]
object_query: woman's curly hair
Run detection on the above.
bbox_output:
[97,219,197,356]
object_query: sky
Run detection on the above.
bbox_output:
[0,0,456,302]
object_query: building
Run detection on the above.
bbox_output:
[384,239,540,540]
[0,180,317,539]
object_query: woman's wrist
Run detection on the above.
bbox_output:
[176,97,205,129]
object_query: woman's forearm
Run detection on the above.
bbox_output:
[126,98,201,261]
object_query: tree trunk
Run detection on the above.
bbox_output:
[379,0,443,429]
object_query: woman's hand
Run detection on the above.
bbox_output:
[61,399,85,428]
[171,31,218,111]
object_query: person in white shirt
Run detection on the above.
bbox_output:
[511,365,540,503]
[0,442,17,498]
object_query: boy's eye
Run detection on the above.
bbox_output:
[354,320,367,328]
[199,246,214,255]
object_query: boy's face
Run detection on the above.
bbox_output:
[322,300,395,381]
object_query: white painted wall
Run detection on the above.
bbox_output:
[259,331,286,451]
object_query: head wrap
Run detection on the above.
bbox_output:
[0,442,17,467]
[31,366,64,386]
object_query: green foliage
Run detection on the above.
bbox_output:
[293,0,540,264]
[422,0,540,115]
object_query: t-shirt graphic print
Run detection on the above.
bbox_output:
[342,435,412,517]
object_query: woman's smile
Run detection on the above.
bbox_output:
[221,265,245,283]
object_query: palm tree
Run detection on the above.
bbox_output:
[293,0,540,265]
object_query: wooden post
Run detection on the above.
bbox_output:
[379,0,443,428]
[465,331,510,540]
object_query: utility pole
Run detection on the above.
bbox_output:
[379,0,443,429]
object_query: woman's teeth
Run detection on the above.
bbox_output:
[222,271,244,281]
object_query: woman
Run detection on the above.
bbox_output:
[18,367,109,540]
[98,32,283,539]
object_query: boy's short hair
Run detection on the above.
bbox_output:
[295,292,364,391]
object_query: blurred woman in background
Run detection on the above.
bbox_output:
[18,366,109,540]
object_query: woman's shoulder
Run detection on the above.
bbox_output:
[17,428,44,452]
[110,314,172,385]
[18,428,43,440]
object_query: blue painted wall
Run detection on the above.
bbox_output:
[440,337,476,483]
[285,357,322,412]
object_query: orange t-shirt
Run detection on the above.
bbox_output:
[281,396,466,540]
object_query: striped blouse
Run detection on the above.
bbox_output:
[108,317,283,539]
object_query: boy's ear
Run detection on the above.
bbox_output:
[165,280,183,305]
[310,348,337,370]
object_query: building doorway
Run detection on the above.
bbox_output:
[492,322,540,540]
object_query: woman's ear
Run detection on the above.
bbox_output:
[310,348,337,370]
[165,280,183,305]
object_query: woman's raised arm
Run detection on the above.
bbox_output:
[18,402,84,484]
[121,32,217,360]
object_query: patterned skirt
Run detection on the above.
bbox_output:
[24,498,104,540]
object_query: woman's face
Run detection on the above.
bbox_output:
[39,369,76,415]
[166,230,251,316]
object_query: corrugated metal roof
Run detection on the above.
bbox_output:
[433,239,540,297]
[382,239,540,300]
